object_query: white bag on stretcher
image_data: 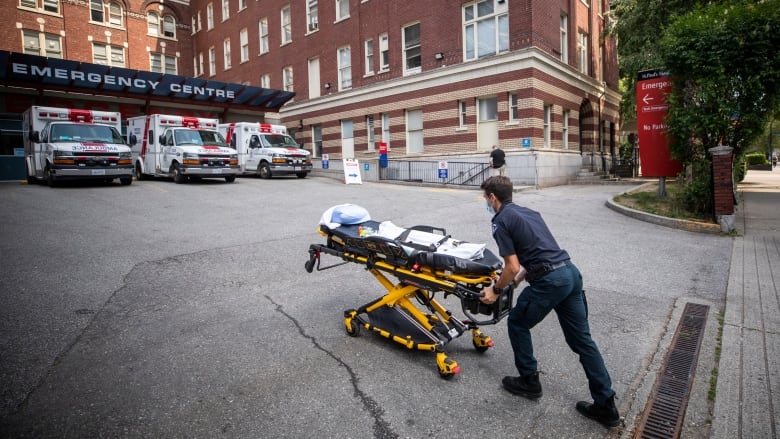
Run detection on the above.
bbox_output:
[378,221,486,261]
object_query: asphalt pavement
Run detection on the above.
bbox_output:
[0,172,747,438]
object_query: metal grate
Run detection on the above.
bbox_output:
[634,303,709,439]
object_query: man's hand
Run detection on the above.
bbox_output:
[480,285,498,304]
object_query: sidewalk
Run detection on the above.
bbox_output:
[711,168,780,438]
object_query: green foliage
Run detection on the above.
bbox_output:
[675,160,713,217]
[745,152,769,165]
[660,0,780,161]
[734,154,747,183]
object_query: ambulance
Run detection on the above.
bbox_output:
[127,114,239,183]
[23,106,134,187]
[218,122,312,178]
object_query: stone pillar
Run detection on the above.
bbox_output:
[709,145,735,232]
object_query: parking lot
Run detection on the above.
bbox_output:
[0,175,732,438]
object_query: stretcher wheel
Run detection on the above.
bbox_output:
[304,258,316,273]
[344,311,360,337]
[471,330,494,353]
[436,352,460,379]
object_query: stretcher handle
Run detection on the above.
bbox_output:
[396,225,450,252]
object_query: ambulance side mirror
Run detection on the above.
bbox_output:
[159,135,166,145]
[31,131,40,143]
[129,134,137,146]
[230,136,236,148]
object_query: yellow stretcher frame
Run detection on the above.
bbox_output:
[305,225,513,378]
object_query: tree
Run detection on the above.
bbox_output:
[661,0,780,161]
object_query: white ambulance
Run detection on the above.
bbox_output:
[127,114,239,183]
[23,106,134,187]
[218,122,312,178]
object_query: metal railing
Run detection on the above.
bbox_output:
[379,160,491,186]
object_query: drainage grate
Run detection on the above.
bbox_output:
[634,302,709,439]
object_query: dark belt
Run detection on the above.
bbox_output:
[525,260,569,283]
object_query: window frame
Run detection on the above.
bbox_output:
[92,42,125,67]
[208,46,216,76]
[543,104,552,148]
[283,65,294,92]
[402,22,421,75]
[337,46,352,91]
[259,18,269,54]
[306,0,318,33]
[281,5,292,45]
[378,33,389,72]
[207,3,214,30]
[462,0,509,61]
[239,28,249,63]
[223,37,232,70]
[560,13,568,63]
[19,0,60,15]
[22,29,63,58]
[335,0,349,22]
[364,39,374,76]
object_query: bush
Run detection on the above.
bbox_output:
[734,154,747,182]
[745,152,769,166]
[675,160,712,218]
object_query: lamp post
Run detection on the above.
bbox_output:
[598,81,607,176]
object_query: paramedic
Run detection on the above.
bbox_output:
[489,145,506,176]
[478,175,620,428]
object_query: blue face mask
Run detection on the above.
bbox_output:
[485,200,496,215]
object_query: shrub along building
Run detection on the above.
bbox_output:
[2,0,620,186]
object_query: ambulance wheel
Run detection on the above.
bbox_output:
[224,175,236,183]
[258,162,272,179]
[136,163,149,181]
[44,166,57,187]
[296,172,307,179]
[120,177,133,186]
[25,163,37,185]
[172,163,186,184]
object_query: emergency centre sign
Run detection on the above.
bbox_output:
[636,70,683,177]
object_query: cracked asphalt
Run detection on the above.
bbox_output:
[0,176,732,438]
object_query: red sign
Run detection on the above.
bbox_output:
[636,70,682,177]
[378,142,387,154]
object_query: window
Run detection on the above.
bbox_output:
[147,12,160,35]
[191,16,197,34]
[308,57,320,99]
[198,52,204,75]
[458,100,467,127]
[260,73,270,88]
[223,38,231,69]
[478,97,498,122]
[560,14,568,63]
[19,0,60,14]
[366,115,375,151]
[312,125,322,157]
[509,93,518,121]
[364,39,374,75]
[338,46,351,90]
[240,28,249,62]
[259,18,269,54]
[163,16,175,38]
[208,46,216,76]
[543,104,551,148]
[93,42,125,67]
[90,0,102,22]
[406,109,423,154]
[150,53,177,73]
[403,23,421,75]
[196,11,202,31]
[221,0,229,21]
[562,109,570,150]
[283,65,293,92]
[577,31,588,74]
[207,3,214,30]
[90,0,123,26]
[336,0,349,21]
[463,0,508,60]
[307,0,318,32]
[281,6,291,45]
[148,12,176,38]
[22,30,62,58]
[378,33,389,71]
[238,0,246,11]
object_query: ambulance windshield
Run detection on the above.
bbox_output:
[261,134,300,148]
[174,129,228,147]
[50,123,123,144]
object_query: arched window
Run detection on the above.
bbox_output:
[147,11,160,35]
[108,2,122,26]
[163,15,175,38]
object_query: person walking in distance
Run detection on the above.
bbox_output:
[479,176,620,428]
[489,145,506,176]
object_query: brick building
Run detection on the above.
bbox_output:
[2,0,620,185]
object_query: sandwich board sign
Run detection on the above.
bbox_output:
[343,158,362,184]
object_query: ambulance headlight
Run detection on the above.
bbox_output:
[229,154,238,166]
[271,153,287,164]
[118,151,133,165]
[183,152,201,166]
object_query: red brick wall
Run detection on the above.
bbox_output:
[712,152,735,215]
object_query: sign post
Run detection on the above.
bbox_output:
[636,69,683,196]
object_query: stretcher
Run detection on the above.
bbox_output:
[304,209,514,378]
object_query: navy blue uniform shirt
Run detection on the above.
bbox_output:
[491,202,570,270]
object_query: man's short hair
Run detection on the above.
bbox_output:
[481,176,513,202]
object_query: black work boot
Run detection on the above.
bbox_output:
[502,372,542,399]
[576,395,620,428]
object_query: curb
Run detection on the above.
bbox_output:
[606,185,724,235]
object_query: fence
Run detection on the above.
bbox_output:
[379,160,491,186]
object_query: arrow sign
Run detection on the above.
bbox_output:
[642,94,654,105]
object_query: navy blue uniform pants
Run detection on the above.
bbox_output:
[507,262,615,405]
